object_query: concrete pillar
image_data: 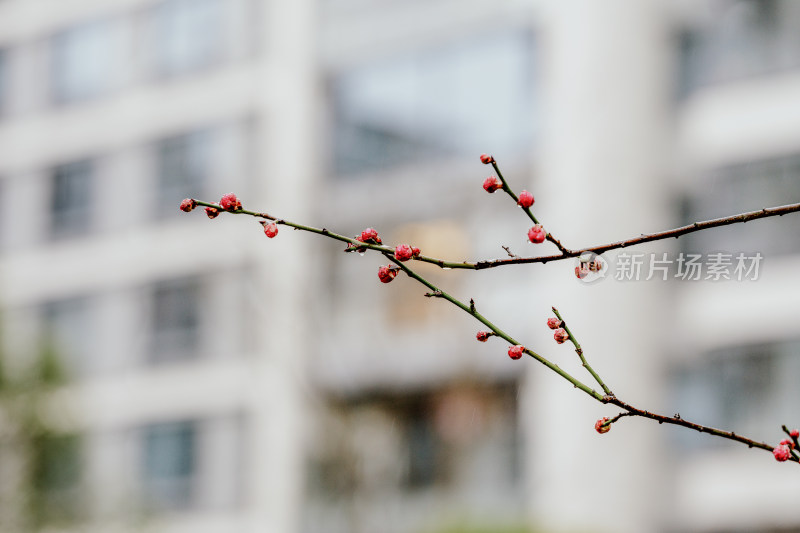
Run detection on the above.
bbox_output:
[526,2,673,532]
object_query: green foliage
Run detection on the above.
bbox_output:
[0,317,83,530]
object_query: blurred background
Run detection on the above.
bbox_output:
[1,0,800,532]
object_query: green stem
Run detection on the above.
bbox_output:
[386,255,604,402]
[491,161,570,254]
[196,200,393,254]
[552,307,613,396]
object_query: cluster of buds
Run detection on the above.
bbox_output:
[378,265,400,284]
[394,244,421,262]
[773,429,799,462]
[478,156,542,245]
[528,225,546,244]
[359,228,382,245]
[181,193,245,218]
[546,317,569,344]
[508,345,525,360]
[595,417,611,434]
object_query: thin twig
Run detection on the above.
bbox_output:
[606,397,798,463]
[490,160,571,255]
[551,307,612,396]
[384,254,604,402]
[196,200,800,272]
[474,203,800,269]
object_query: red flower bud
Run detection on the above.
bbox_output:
[378,265,398,283]
[774,445,792,462]
[517,190,534,208]
[395,244,414,262]
[595,417,611,434]
[205,207,220,219]
[528,225,545,244]
[263,222,279,238]
[219,193,242,211]
[554,328,569,344]
[179,198,197,212]
[480,154,495,165]
[359,228,381,244]
[508,345,525,360]
[547,317,562,330]
[791,429,800,439]
[483,176,502,193]
[411,247,421,258]
[476,331,491,342]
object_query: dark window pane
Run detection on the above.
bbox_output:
[677,0,800,96]
[151,0,224,77]
[142,420,197,510]
[156,130,211,217]
[670,341,800,450]
[405,406,438,489]
[50,159,93,239]
[681,153,800,256]
[150,278,200,363]
[331,31,536,176]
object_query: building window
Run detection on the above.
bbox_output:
[680,153,800,256]
[149,278,200,363]
[50,159,94,239]
[150,0,224,77]
[155,129,212,217]
[677,0,800,97]
[330,30,536,176]
[142,420,197,510]
[42,297,92,379]
[51,19,123,104]
[405,403,439,489]
[307,384,519,499]
[671,340,800,450]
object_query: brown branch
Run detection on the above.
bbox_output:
[474,203,800,269]
[194,199,800,271]
[604,396,799,463]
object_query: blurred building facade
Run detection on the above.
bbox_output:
[0,1,799,533]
